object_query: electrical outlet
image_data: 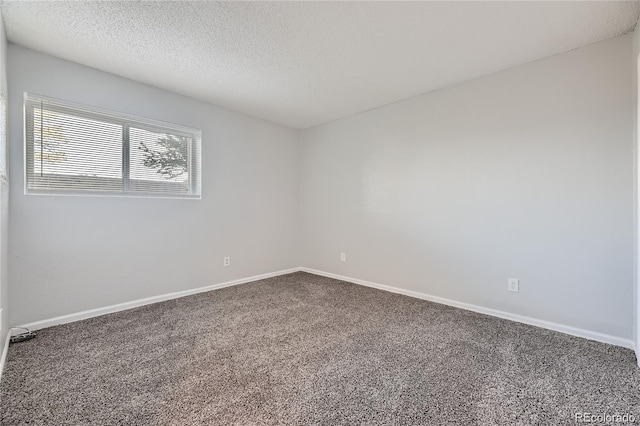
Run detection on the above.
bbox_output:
[223,256,231,267]
[508,278,519,293]
[340,252,346,262]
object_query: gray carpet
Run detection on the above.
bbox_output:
[1,272,639,425]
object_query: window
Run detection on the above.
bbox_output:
[24,93,201,198]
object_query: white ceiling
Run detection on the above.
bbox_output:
[2,1,639,129]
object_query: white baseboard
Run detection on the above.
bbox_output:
[300,267,635,350]
[13,266,635,352]
[0,330,10,383]
[17,268,301,331]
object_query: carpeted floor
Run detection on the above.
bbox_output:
[1,272,639,425]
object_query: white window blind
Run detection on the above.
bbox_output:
[24,93,201,198]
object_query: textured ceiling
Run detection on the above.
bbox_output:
[2,1,639,129]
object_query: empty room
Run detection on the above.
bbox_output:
[0,0,639,424]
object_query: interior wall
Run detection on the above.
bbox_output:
[7,44,300,326]
[0,12,9,361]
[4,29,636,349]
[633,21,640,361]
[300,35,634,341]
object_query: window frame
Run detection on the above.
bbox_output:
[23,93,202,199]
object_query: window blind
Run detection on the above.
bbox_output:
[24,93,201,198]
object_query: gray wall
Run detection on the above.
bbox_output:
[633,22,640,357]
[0,13,8,358]
[300,35,634,340]
[5,32,637,345]
[8,45,300,326]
